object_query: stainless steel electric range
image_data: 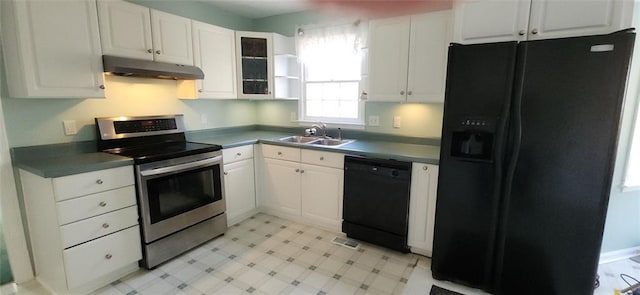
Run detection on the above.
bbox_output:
[96,114,226,269]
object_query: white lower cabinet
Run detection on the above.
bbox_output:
[262,157,302,216]
[19,166,141,295]
[408,162,439,257]
[300,163,344,229]
[259,144,344,232]
[223,145,258,225]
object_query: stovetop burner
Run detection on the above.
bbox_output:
[96,115,220,164]
[103,141,221,164]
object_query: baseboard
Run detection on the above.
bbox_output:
[599,246,640,264]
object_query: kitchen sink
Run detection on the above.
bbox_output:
[309,138,355,147]
[278,136,355,147]
[279,136,321,143]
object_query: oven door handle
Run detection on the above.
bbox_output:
[140,155,222,177]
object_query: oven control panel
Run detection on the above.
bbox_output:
[96,115,187,140]
[114,119,177,133]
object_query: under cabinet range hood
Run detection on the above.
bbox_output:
[102,55,204,80]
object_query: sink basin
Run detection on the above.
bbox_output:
[309,138,355,147]
[278,136,355,147]
[279,136,319,143]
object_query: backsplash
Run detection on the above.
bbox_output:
[1,75,257,147]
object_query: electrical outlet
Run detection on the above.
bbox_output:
[290,112,297,122]
[393,116,402,128]
[368,115,380,126]
[201,114,208,125]
[62,120,77,136]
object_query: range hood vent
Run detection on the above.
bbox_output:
[102,55,204,80]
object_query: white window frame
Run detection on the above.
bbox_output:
[296,22,366,127]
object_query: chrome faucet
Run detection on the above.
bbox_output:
[311,122,328,138]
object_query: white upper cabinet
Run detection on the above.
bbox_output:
[406,11,451,103]
[527,0,632,40]
[150,10,193,65]
[453,0,633,44]
[368,16,411,102]
[192,21,237,99]
[1,0,105,98]
[97,0,153,60]
[97,0,194,65]
[368,10,451,103]
[235,31,274,99]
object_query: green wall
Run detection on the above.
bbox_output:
[127,0,253,31]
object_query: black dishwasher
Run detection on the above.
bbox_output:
[343,155,412,252]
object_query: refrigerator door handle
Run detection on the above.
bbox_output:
[492,44,526,290]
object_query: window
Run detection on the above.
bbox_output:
[296,22,367,125]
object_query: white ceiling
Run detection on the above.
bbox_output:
[202,0,313,19]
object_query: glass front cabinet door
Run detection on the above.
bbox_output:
[236,31,274,99]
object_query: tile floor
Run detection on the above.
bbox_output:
[1,213,418,295]
[4,213,637,295]
[595,257,640,295]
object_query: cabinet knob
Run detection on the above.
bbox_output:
[198,89,203,93]
[236,153,242,156]
[423,166,428,171]
[518,30,526,36]
[320,156,324,161]
[147,49,153,53]
[96,179,103,184]
[155,50,161,54]
[295,169,300,172]
[407,91,413,95]
[300,170,305,174]
[102,223,109,229]
[99,201,107,207]
[223,172,228,175]
[99,85,105,90]
[268,91,272,95]
[105,254,112,260]
[277,152,282,155]
[531,29,538,35]
[400,90,405,95]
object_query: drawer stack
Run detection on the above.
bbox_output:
[20,165,142,294]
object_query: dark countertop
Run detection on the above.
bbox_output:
[190,130,440,164]
[17,152,134,178]
[12,127,440,178]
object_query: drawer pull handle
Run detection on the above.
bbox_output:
[96,179,103,184]
[102,223,110,229]
[277,152,282,155]
[99,201,107,207]
[320,157,324,160]
[236,153,242,156]
[423,166,428,171]
[224,172,228,175]
[105,254,112,260]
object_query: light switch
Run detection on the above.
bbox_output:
[63,120,77,135]
[393,116,402,128]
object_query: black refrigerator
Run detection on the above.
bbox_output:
[431,30,635,295]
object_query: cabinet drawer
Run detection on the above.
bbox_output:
[57,186,136,225]
[53,166,134,201]
[223,145,254,164]
[63,226,142,290]
[60,206,139,249]
[262,144,300,162]
[301,150,344,169]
